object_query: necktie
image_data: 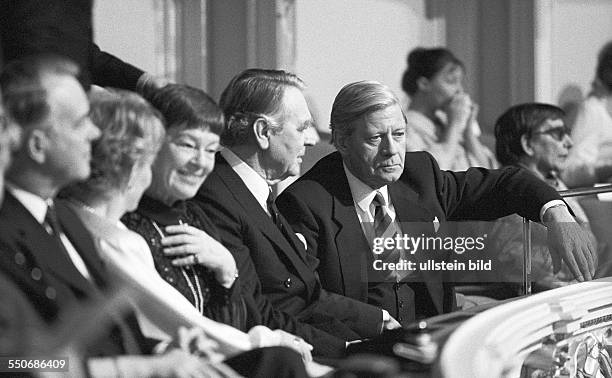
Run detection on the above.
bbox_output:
[267,189,304,254]
[267,189,282,228]
[371,191,408,282]
[372,191,393,238]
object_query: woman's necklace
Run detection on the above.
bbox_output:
[152,220,204,314]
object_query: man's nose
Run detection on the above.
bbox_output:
[563,134,573,149]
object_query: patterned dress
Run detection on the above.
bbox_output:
[122,195,247,331]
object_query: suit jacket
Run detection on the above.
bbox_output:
[194,153,383,341]
[0,190,153,356]
[276,151,562,324]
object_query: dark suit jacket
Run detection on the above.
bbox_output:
[0,0,144,90]
[0,190,153,356]
[194,153,383,340]
[276,151,562,323]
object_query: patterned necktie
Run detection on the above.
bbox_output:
[371,191,408,282]
[372,191,393,238]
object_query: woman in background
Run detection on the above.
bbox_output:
[562,41,612,187]
[401,47,497,170]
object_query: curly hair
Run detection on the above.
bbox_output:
[64,89,165,199]
[401,47,463,96]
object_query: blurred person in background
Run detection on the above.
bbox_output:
[562,41,612,187]
[401,47,497,170]
[492,103,604,295]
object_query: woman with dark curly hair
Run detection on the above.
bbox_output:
[61,88,313,377]
[402,47,497,170]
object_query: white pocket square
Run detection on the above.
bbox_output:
[433,216,440,232]
[295,233,307,250]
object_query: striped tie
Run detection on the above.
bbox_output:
[372,191,392,238]
[371,191,408,282]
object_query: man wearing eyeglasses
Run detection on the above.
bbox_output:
[491,103,600,294]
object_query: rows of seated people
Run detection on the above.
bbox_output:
[0,51,605,377]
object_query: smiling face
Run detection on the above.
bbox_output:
[147,126,220,205]
[525,118,573,175]
[262,86,315,182]
[338,103,407,189]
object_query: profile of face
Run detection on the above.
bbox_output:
[262,86,315,182]
[523,118,573,175]
[40,75,100,185]
[420,63,465,109]
[338,103,407,189]
[0,106,23,205]
[148,127,220,205]
[123,152,156,213]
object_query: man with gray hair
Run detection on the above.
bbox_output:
[195,70,397,357]
[277,80,596,326]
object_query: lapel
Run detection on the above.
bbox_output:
[389,181,444,314]
[0,191,95,296]
[212,155,316,297]
[325,158,371,300]
[56,201,109,289]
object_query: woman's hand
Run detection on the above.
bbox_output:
[162,224,238,288]
[445,92,472,132]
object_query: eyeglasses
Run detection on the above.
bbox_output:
[530,126,570,141]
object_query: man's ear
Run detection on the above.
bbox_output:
[416,77,430,92]
[253,118,271,150]
[27,129,47,164]
[334,132,348,155]
[520,134,535,157]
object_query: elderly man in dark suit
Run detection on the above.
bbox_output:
[276,80,597,327]
[195,69,399,346]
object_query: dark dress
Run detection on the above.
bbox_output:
[123,195,349,358]
[122,195,247,331]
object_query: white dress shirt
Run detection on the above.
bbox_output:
[221,148,271,215]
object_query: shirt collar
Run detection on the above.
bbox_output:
[5,182,50,224]
[221,148,270,211]
[342,163,389,212]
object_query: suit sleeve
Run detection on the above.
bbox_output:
[90,43,144,90]
[191,192,347,357]
[425,153,562,222]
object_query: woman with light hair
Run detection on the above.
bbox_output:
[61,89,312,378]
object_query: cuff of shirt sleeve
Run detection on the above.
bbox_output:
[540,200,567,221]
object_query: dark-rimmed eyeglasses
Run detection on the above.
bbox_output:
[530,126,570,142]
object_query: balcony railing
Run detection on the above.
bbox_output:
[521,184,612,295]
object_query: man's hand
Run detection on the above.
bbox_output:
[543,206,597,281]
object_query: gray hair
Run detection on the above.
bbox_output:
[330,80,405,148]
[0,54,80,128]
[219,68,305,147]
